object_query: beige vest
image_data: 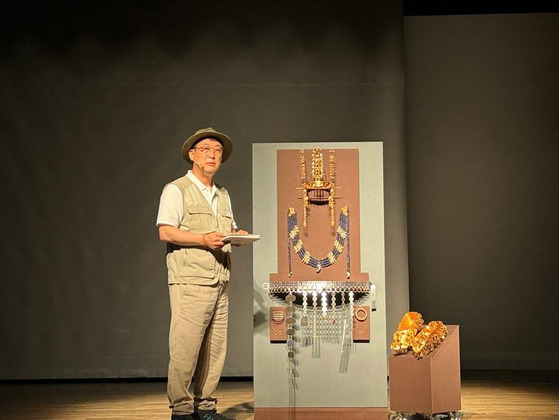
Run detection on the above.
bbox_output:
[166,175,233,285]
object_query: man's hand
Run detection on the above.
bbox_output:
[202,231,226,250]
[232,229,249,246]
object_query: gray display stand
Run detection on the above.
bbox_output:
[252,142,387,419]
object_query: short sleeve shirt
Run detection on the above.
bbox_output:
[156,170,237,230]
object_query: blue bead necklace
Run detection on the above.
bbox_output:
[287,206,350,277]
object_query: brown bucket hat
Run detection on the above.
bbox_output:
[181,127,233,163]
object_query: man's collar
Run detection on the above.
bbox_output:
[187,170,216,192]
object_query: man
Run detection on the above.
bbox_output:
[156,127,245,420]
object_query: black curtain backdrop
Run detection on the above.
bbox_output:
[405,13,559,370]
[0,1,407,379]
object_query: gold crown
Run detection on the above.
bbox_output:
[299,147,337,227]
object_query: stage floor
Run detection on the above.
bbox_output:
[0,372,557,419]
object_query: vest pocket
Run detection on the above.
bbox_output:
[186,206,215,232]
[168,247,217,281]
[218,209,232,232]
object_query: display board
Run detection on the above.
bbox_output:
[253,142,387,417]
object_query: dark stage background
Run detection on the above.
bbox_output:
[405,12,559,370]
[1,2,557,380]
[0,1,408,379]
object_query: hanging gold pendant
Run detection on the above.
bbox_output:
[298,147,337,228]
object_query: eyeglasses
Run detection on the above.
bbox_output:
[193,146,224,156]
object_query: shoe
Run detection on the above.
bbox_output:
[195,409,236,420]
[171,413,195,420]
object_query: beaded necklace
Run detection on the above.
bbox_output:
[287,205,350,277]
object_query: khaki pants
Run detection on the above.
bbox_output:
[167,281,229,415]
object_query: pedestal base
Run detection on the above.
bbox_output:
[389,325,461,414]
[388,411,465,420]
[255,407,388,420]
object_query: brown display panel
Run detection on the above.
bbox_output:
[269,307,287,342]
[270,148,369,285]
[352,305,370,341]
[255,407,387,420]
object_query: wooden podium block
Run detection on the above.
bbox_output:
[389,325,461,414]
